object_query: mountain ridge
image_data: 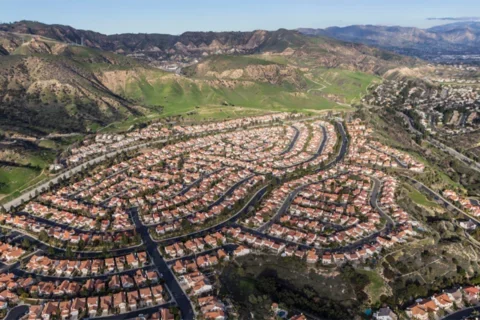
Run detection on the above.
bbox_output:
[0,21,417,68]
[297,21,480,61]
[0,20,418,135]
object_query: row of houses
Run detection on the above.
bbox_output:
[26,284,167,320]
[406,286,480,319]
[24,251,148,276]
[163,232,226,258]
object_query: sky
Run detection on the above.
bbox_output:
[1,0,480,35]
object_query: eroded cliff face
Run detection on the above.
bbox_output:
[195,62,306,88]
[0,22,273,62]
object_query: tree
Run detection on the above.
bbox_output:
[66,246,73,258]
[22,238,30,249]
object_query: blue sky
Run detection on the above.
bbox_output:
[1,0,479,34]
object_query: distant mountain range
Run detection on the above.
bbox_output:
[298,21,480,62]
[0,20,292,66]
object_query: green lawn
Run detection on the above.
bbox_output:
[121,74,350,119]
[405,184,440,208]
[308,67,381,104]
[357,269,387,304]
[0,145,57,201]
[0,166,42,195]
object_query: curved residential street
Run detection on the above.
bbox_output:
[3,305,29,320]
[441,305,480,320]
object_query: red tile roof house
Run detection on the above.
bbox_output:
[432,293,453,310]
[0,289,18,304]
[152,284,165,304]
[322,254,333,265]
[463,286,480,303]
[172,260,187,274]
[113,292,127,314]
[59,300,71,320]
[161,308,175,320]
[127,290,140,311]
[28,305,43,319]
[87,296,99,318]
[147,270,159,283]
[42,301,59,320]
[233,246,250,257]
[139,287,154,307]
[100,295,112,316]
[121,275,135,289]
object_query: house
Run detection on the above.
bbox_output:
[173,260,187,274]
[459,220,477,231]
[42,301,59,320]
[87,296,98,318]
[306,250,318,263]
[59,300,71,320]
[204,310,226,320]
[161,308,175,320]
[432,293,453,309]
[100,296,112,316]
[233,245,250,257]
[0,290,18,303]
[28,305,43,320]
[463,286,480,303]
[70,298,86,320]
[445,288,463,305]
[406,299,438,320]
[113,292,127,314]
[373,307,397,320]
[320,252,332,264]
[152,285,165,303]
[289,314,307,320]
[139,287,153,306]
[127,290,139,311]
[121,275,134,288]
[147,270,159,283]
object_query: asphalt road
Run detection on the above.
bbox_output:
[403,175,480,226]
[4,305,29,320]
[279,126,300,156]
[370,176,395,228]
[129,209,195,320]
[441,305,480,320]
[396,112,422,136]
[397,110,480,174]
[426,137,480,174]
